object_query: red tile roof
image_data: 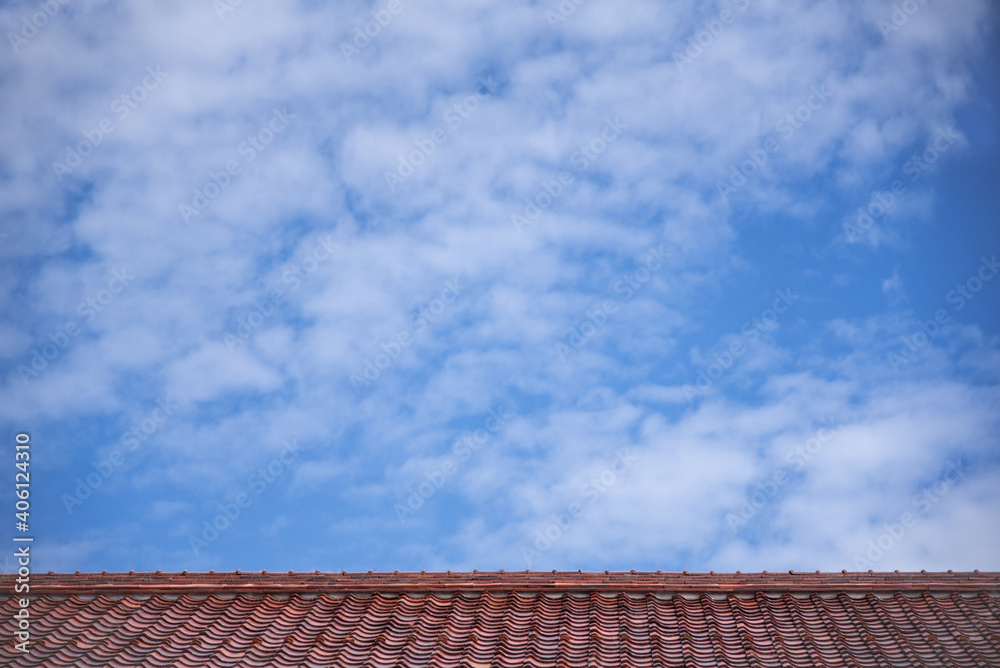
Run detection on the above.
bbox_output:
[3,571,999,667]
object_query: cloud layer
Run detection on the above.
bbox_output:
[0,0,997,573]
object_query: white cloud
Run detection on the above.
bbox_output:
[0,0,995,572]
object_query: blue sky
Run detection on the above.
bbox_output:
[0,0,998,575]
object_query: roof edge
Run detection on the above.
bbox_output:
[4,570,999,597]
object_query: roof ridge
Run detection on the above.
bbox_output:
[5,570,1000,597]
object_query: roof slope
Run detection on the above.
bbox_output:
[2,571,999,667]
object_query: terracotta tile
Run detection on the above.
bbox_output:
[2,572,999,667]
